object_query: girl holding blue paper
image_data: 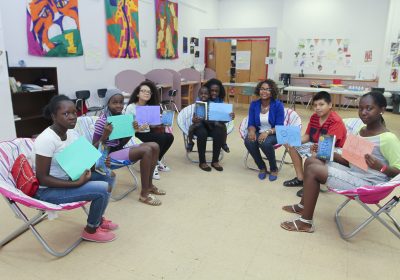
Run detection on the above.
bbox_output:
[93,88,166,206]
[244,79,285,181]
[126,81,175,174]
[33,95,117,243]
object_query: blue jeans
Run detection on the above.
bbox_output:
[35,172,111,228]
[244,132,278,172]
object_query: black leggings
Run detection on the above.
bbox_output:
[194,123,225,164]
[135,132,174,161]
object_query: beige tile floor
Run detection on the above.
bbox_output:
[1,103,400,280]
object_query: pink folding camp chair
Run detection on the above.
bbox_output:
[239,107,302,172]
[0,138,88,257]
[329,174,400,240]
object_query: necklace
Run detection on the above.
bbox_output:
[261,104,270,114]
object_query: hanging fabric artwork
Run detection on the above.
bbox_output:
[27,0,83,57]
[105,0,140,58]
[155,0,178,59]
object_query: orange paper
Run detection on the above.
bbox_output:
[342,134,374,171]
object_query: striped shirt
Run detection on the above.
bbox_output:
[93,114,120,147]
[305,111,347,147]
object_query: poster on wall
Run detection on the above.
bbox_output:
[236,51,251,70]
[27,0,83,57]
[293,38,351,73]
[183,37,188,53]
[364,50,372,62]
[105,0,140,58]
[391,68,398,82]
[155,0,178,59]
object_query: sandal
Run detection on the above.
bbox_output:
[280,217,315,233]
[149,187,166,195]
[139,194,162,206]
[282,203,304,214]
[258,169,267,180]
[283,177,303,187]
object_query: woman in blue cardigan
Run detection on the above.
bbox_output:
[244,79,284,181]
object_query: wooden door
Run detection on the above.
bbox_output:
[250,40,269,82]
[214,40,231,83]
[235,40,252,103]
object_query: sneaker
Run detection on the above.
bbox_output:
[153,168,160,180]
[81,227,116,243]
[100,217,119,231]
[157,161,171,172]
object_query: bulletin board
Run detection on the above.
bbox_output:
[293,38,352,74]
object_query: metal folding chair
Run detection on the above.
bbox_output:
[0,138,88,257]
[329,174,400,240]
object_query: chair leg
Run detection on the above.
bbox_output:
[111,165,138,201]
[335,196,400,240]
[0,199,83,257]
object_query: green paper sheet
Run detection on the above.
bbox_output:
[55,136,102,181]
[107,114,134,140]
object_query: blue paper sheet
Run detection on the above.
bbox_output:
[136,105,161,125]
[208,103,232,122]
[107,114,134,140]
[276,125,301,147]
[55,136,102,181]
[161,110,175,126]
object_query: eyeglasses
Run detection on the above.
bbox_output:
[260,87,272,92]
[140,89,152,94]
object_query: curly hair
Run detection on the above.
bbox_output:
[203,78,226,100]
[128,80,160,105]
[254,79,279,100]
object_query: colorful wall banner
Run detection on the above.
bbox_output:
[155,0,178,59]
[27,0,83,57]
[105,0,140,58]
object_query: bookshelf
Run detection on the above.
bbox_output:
[9,67,58,137]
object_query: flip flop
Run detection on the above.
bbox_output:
[139,194,162,206]
[149,187,166,195]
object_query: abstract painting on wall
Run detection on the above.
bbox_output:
[27,0,83,57]
[155,0,178,59]
[105,0,140,58]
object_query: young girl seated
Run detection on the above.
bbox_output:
[204,78,235,153]
[93,88,166,206]
[186,86,210,152]
[280,91,400,233]
[33,95,117,243]
[125,81,174,175]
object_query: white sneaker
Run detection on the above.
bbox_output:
[153,168,160,180]
[157,161,171,172]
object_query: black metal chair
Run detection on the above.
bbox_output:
[75,90,103,116]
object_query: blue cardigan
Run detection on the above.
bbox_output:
[247,99,284,132]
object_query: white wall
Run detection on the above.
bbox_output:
[279,0,390,77]
[217,0,390,80]
[0,10,16,141]
[217,0,283,29]
[379,0,400,91]
[0,0,218,101]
